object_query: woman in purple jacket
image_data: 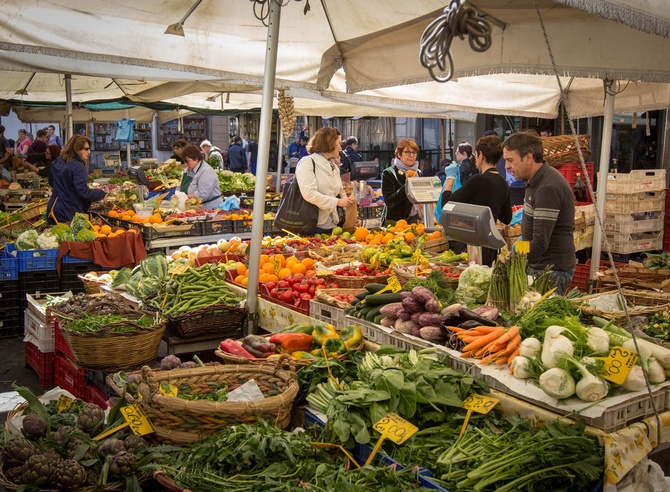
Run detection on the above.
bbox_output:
[46,135,106,224]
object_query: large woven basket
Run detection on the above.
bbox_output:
[136,361,299,445]
[574,288,670,324]
[167,303,248,339]
[57,309,165,371]
[542,134,591,168]
[317,271,389,289]
[0,469,153,492]
[315,288,365,308]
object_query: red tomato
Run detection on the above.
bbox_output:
[281,290,294,303]
[295,282,310,293]
[308,285,316,296]
[270,287,279,298]
[306,270,317,278]
[277,280,290,289]
[293,273,305,283]
[300,293,312,300]
[265,281,277,291]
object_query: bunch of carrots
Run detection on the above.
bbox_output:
[446,325,522,367]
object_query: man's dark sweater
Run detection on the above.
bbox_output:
[522,163,575,271]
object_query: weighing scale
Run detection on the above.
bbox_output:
[441,202,506,264]
[405,176,443,229]
[350,161,380,204]
[127,165,152,205]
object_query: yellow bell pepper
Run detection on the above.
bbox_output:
[340,325,363,349]
[311,323,339,346]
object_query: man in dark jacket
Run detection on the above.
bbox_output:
[227,136,247,172]
[343,137,363,165]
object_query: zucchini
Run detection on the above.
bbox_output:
[365,305,384,321]
[363,293,403,306]
[356,291,370,301]
[350,298,361,306]
[358,306,372,318]
[365,283,388,294]
[373,314,384,324]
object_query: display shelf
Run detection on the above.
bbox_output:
[119,122,153,162]
[144,232,252,252]
[158,117,207,150]
[93,122,120,151]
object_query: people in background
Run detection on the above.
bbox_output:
[27,129,48,154]
[242,131,250,166]
[298,135,309,159]
[540,126,553,137]
[504,132,575,294]
[455,142,476,184]
[200,139,224,170]
[446,135,512,266]
[14,129,31,157]
[343,137,363,165]
[419,158,435,177]
[288,135,301,161]
[47,125,63,148]
[248,137,259,175]
[381,138,423,226]
[0,126,11,157]
[338,139,351,175]
[226,136,247,172]
[180,144,223,209]
[170,138,187,164]
[295,127,354,235]
[46,135,106,224]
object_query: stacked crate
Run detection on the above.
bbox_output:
[602,170,665,256]
[53,317,87,400]
[557,162,595,204]
[7,244,61,312]
[23,293,59,387]
[0,247,21,337]
[59,255,97,293]
[664,190,670,251]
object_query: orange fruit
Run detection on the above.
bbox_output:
[429,230,443,240]
[260,254,270,265]
[259,273,270,283]
[262,262,275,274]
[240,277,249,287]
[415,224,425,235]
[301,258,316,270]
[234,275,245,284]
[381,233,395,244]
[396,219,408,227]
[237,264,249,276]
[108,210,118,218]
[354,227,370,242]
[291,263,307,275]
[278,267,292,279]
[266,274,279,282]
[404,232,416,243]
[100,225,112,235]
[150,214,163,224]
[365,233,374,243]
[285,257,299,269]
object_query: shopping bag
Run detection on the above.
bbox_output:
[273,179,319,234]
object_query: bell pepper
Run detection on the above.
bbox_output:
[268,333,313,353]
[291,351,317,360]
[322,337,347,358]
[312,323,339,346]
[280,323,315,335]
[219,339,256,359]
[340,325,363,349]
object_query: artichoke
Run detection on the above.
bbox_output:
[160,354,182,370]
[76,403,105,435]
[126,373,142,394]
[68,440,94,462]
[109,451,137,477]
[181,361,198,368]
[3,466,23,484]
[85,470,100,487]
[22,413,48,440]
[98,437,125,457]
[124,434,147,452]
[2,437,38,467]
[52,425,76,447]
[53,459,87,490]
[21,454,55,486]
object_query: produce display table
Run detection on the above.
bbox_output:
[146,232,252,253]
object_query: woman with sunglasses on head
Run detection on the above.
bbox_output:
[46,135,106,225]
[380,138,423,226]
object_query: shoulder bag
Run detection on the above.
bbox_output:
[273,159,319,234]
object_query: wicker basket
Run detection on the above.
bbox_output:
[315,288,365,308]
[0,469,153,492]
[136,361,299,445]
[77,273,109,295]
[57,309,166,371]
[542,134,591,168]
[391,263,431,286]
[167,303,248,339]
[574,288,670,324]
[317,271,389,289]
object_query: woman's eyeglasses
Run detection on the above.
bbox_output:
[402,150,417,155]
[82,147,91,151]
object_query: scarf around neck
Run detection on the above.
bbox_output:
[393,157,419,173]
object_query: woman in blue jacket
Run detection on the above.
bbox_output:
[46,135,106,224]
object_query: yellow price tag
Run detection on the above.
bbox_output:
[463,394,500,414]
[168,261,189,274]
[274,257,282,275]
[515,240,530,254]
[596,346,638,385]
[374,275,402,295]
[159,382,179,397]
[56,395,73,414]
[372,412,418,445]
[120,404,156,436]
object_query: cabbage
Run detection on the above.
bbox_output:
[110,267,132,289]
[16,230,39,250]
[455,262,493,304]
[75,228,97,242]
[36,232,59,249]
[50,224,73,242]
[70,213,89,235]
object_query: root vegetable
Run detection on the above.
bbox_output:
[539,367,576,399]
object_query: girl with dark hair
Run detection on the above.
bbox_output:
[456,142,477,184]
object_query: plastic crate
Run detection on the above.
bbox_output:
[24,310,55,353]
[0,280,20,303]
[0,312,23,338]
[140,221,201,241]
[557,162,595,202]
[309,299,346,328]
[55,352,87,400]
[606,169,666,194]
[358,206,383,219]
[232,218,253,233]
[604,211,664,235]
[85,383,111,408]
[62,254,91,264]
[58,277,86,294]
[567,259,627,293]
[54,319,75,360]
[199,219,233,235]
[605,190,665,214]
[16,248,58,272]
[347,317,433,351]
[19,271,61,309]
[24,341,55,387]
[602,230,663,254]
[26,291,70,324]
[0,248,18,280]
[85,370,116,399]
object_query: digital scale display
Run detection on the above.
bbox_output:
[405,177,442,204]
[444,214,477,233]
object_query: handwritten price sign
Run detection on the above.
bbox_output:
[168,262,190,274]
[374,275,402,295]
[373,413,418,445]
[597,346,638,385]
[463,394,499,414]
[120,405,156,436]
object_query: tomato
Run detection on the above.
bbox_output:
[308,285,316,296]
[293,273,305,283]
[300,293,312,300]
[281,290,294,303]
[331,283,340,289]
[335,268,345,275]
[295,282,310,294]
[306,270,317,278]
[269,287,279,298]
[277,280,290,289]
[314,278,326,286]
[265,281,277,291]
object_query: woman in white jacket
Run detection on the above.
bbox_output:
[295,127,355,234]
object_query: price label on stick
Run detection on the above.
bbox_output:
[463,394,500,414]
[374,275,402,295]
[56,395,73,414]
[596,346,638,385]
[373,412,418,445]
[159,382,178,397]
[120,404,156,436]
[274,257,281,275]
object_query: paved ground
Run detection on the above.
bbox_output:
[0,335,44,424]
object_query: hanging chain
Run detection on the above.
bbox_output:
[250,0,309,26]
[419,0,493,82]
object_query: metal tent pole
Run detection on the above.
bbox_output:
[245,1,282,335]
[276,116,283,193]
[65,74,73,142]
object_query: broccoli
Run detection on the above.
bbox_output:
[75,228,97,242]
[70,213,90,235]
[50,223,72,242]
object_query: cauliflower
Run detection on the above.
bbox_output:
[16,230,39,250]
[36,232,59,249]
[75,228,97,242]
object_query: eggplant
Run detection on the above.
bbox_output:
[458,307,498,326]
[441,311,463,326]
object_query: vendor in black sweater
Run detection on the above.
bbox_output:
[443,135,512,265]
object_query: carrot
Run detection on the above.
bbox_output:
[459,336,480,344]
[495,357,509,365]
[508,346,520,363]
[480,351,504,365]
[460,351,475,358]
[501,334,522,355]
[495,326,520,345]
[446,326,465,332]
[473,326,502,334]
[461,327,506,353]
[474,345,490,358]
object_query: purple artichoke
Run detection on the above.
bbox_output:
[2,437,38,467]
[124,434,147,451]
[109,451,137,477]
[52,459,87,490]
[76,403,105,435]
[21,454,55,486]
[3,466,22,484]
[21,413,48,440]
[97,437,126,457]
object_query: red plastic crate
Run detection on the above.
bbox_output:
[558,162,595,203]
[567,259,627,293]
[24,341,55,388]
[85,383,111,408]
[54,318,75,360]
[55,353,87,399]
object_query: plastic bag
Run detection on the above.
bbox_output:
[219,195,240,211]
[172,191,188,211]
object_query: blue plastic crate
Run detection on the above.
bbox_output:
[62,254,90,264]
[0,248,18,280]
[17,248,59,272]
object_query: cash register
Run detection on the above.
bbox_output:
[441,202,506,264]
[350,161,380,203]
